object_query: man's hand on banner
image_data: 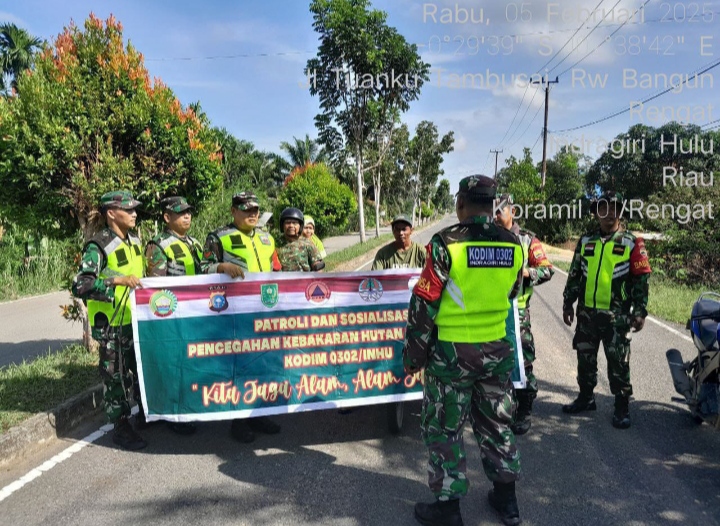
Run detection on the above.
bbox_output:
[563,308,574,326]
[218,263,245,279]
[114,275,142,289]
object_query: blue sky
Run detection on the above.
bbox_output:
[3,0,719,191]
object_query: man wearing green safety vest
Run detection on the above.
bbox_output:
[403,175,524,526]
[144,196,245,435]
[204,191,282,443]
[494,194,554,436]
[562,191,651,429]
[72,190,147,451]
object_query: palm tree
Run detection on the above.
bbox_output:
[279,134,328,169]
[0,23,43,94]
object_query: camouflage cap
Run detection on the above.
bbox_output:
[495,193,514,207]
[590,190,624,213]
[391,214,413,228]
[232,192,260,211]
[160,196,193,214]
[458,174,497,201]
[100,190,141,210]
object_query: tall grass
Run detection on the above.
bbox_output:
[0,228,78,302]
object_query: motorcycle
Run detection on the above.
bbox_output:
[666,291,720,428]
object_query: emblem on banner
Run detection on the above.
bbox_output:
[261,283,279,308]
[305,281,331,305]
[358,277,383,302]
[149,290,178,318]
[208,285,229,312]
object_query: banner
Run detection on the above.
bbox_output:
[131,270,426,422]
[130,270,526,423]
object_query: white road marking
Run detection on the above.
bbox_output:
[0,407,137,503]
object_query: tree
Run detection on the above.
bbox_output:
[0,23,43,94]
[0,14,223,241]
[306,0,430,242]
[275,162,357,236]
[279,134,328,169]
[433,178,453,212]
[406,121,454,225]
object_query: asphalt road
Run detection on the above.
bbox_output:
[2,217,719,525]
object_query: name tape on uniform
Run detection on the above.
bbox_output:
[467,246,515,268]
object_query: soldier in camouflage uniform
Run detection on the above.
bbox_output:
[72,191,146,451]
[276,207,325,272]
[494,194,554,435]
[403,175,524,526]
[562,191,651,429]
[204,191,282,443]
[145,196,244,435]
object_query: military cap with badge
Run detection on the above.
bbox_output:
[160,196,193,214]
[232,192,260,210]
[100,190,142,210]
[458,174,497,202]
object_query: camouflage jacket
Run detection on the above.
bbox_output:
[562,227,651,317]
[276,237,323,272]
[145,230,209,277]
[403,216,523,366]
[71,228,141,301]
[509,222,554,297]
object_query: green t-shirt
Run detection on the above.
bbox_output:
[371,241,426,270]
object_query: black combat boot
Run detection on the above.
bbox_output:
[113,417,147,451]
[134,404,159,431]
[511,394,532,435]
[612,395,631,429]
[488,481,522,526]
[562,391,597,414]
[247,416,281,434]
[230,419,255,443]
[414,498,464,526]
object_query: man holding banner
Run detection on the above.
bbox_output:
[203,191,282,443]
[72,190,147,451]
[144,195,245,435]
[403,175,524,526]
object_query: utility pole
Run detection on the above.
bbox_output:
[490,149,503,177]
[531,75,558,188]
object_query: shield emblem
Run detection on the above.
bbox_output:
[261,283,279,308]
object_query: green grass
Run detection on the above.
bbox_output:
[324,233,394,270]
[550,259,704,325]
[0,345,99,435]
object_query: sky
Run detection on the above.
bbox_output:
[2,0,719,191]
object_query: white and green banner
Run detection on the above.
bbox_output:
[130,270,525,423]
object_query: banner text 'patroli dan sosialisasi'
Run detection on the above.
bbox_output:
[130,270,525,423]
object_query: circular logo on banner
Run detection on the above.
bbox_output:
[149,290,178,318]
[358,277,383,302]
[305,281,331,305]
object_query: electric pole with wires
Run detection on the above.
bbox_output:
[531,75,558,188]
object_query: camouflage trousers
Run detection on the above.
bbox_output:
[421,338,520,500]
[572,307,633,398]
[513,307,537,410]
[92,324,140,423]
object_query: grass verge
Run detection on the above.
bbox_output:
[550,259,704,325]
[324,233,394,271]
[0,345,98,435]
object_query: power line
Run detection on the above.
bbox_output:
[556,0,653,78]
[552,56,720,133]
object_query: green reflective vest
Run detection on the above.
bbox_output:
[435,241,523,343]
[87,233,144,328]
[216,226,275,272]
[157,234,203,276]
[516,233,532,310]
[580,234,631,310]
